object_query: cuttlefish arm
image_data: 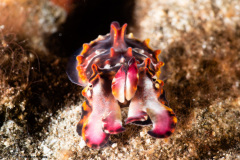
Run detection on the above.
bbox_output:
[77,99,110,149]
[126,67,177,138]
[112,57,139,103]
[77,65,124,149]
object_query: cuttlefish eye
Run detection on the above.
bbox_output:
[89,84,93,89]
[152,76,157,82]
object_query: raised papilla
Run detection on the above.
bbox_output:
[67,21,177,149]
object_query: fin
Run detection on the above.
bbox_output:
[66,47,86,86]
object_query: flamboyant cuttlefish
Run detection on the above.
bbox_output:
[66,21,177,149]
